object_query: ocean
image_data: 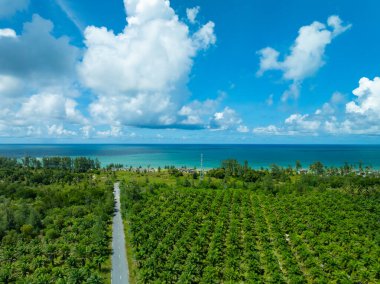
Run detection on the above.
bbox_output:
[0,144,380,169]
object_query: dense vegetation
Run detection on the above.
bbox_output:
[0,157,114,283]
[120,160,380,283]
[1,155,379,283]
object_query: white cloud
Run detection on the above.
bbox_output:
[346,77,380,117]
[178,105,204,125]
[285,113,321,132]
[209,107,245,131]
[254,78,380,137]
[47,124,77,136]
[0,0,29,18]
[192,21,216,50]
[79,0,216,129]
[328,15,351,37]
[253,113,321,136]
[0,15,79,96]
[323,118,380,135]
[0,15,85,138]
[187,6,200,24]
[332,77,380,135]
[254,111,324,137]
[0,28,17,38]
[253,125,282,135]
[258,15,351,101]
[257,47,280,77]
[96,126,123,137]
[178,95,223,127]
[18,92,86,124]
[0,90,86,138]
[80,125,94,138]
[0,0,247,139]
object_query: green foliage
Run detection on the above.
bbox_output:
[121,175,380,283]
[309,161,325,175]
[0,161,113,282]
[167,167,183,177]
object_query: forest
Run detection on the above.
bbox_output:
[119,160,380,283]
[1,156,379,283]
[0,157,114,283]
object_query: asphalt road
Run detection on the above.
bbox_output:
[111,182,129,284]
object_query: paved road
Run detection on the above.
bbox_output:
[111,182,129,284]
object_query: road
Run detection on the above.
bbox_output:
[111,182,129,284]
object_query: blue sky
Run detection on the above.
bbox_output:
[0,0,379,143]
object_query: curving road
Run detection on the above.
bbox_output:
[111,182,129,284]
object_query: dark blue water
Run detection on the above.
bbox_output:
[0,144,379,169]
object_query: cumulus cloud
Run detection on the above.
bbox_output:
[0,0,246,139]
[177,95,224,127]
[346,77,380,117]
[334,77,380,135]
[258,15,351,101]
[0,14,79,95]
[187,6,200,24]
[0,92,86,138]
[253,114,320,136]
[253,91,345,136]
[192,21,216,50]
[285,113,321,132]
[254,78,380,136]
[0,14,86,138]
[79,0,217,129]
[96,126,123,137]
[209,107,246,131]
[47,124,77,136]
[0,28,17,38]
[0,0,29,18]
[18,92,87,124]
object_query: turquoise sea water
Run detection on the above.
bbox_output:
[0,144,380,169]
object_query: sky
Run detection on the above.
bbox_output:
[0,0,379,143]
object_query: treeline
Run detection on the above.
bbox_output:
[0,156,100,172]
[116,159,380,195]
[208,159,376,180]
[0,156,103,187]
[205,159,380,192]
